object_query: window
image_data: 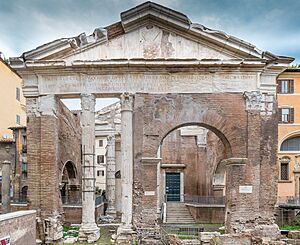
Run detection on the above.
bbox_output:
[16,87,20,101]
[279,108,294,123]
[277,80,294,94]
[99,140,103,147]
[16,115,20,125]
[97,155,105,164]
[280,136,300,151]
[280,162,289,180]
[97,170,105,177]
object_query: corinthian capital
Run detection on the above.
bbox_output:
[243,91,262,111]
[120,92,133,111]
[81,93,95,112]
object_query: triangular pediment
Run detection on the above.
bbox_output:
[11,1,293,65]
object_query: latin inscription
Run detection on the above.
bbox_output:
[38,73,257,95]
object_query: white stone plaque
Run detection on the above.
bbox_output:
[144,191,155,196]
[239,186,253,194]
[0,236,11,245]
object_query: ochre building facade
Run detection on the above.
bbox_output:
[277,68,300,199]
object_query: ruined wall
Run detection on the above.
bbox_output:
[133,93,247,228]
[57,100,82,205]
[63,203,104,224]
[161,129,226,196]
[133,92,279,239]
[26,96,81,229]
[0,210,36,245]
[188,206,225,224]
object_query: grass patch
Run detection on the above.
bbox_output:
[63,226,114,244]
[279,224,300,231]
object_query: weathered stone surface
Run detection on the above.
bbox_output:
[79,93,100,242]
[210,233,252,245]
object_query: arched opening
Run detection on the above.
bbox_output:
[20,186,28,202]
[60,161,80,205]
[280,135,300,152]
[158,124,229,225]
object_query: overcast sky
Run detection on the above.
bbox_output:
[1,0,299,109]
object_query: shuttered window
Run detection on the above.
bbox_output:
[277,80,294,94]
[278,108,294,123]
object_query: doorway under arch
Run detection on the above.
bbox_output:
[60,160,80,205]
[158,124,228,224]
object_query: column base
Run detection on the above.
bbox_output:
[113,225,136,244]
[78,224,100,243]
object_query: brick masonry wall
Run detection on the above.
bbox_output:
[133,93,248,228]
[161,129,226,196]
[0,210,36,245]
[26,97,81,222]
[63,204,104,224]
[187,205,225,224]
[133,92,279,239]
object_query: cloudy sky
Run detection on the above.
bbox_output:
[1,0,299,109]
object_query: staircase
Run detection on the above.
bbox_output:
[166,202,195,224]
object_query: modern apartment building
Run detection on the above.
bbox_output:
[277,66,300,199]
[0,57,26,139]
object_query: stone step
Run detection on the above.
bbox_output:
[166,203,195,224]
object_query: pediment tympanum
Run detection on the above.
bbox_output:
[11,1,292,65]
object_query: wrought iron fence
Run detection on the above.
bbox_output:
[277,196,300,207]
[61,194,104,206]
[184,195,225,205]
[161,225,204,241]
[95,195,104,206]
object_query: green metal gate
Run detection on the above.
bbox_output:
[165,173,181,202]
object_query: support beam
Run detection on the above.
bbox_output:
[106,134,116,217]
[79,93,100,243]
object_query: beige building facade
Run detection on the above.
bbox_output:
[0,58,26,139]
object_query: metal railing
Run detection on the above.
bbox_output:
[277,196,300,207]
[61,195,104,206]
[95,195,104,206]
[161,225,204,241]
[184,195,225,206]
[163,194,225,206]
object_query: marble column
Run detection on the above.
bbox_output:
[120,93,134,227]
[1,160,11,214]
[106,134,116,217]
[115,93,134,243]
[79,93,100,243]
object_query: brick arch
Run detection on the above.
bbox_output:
[60,160,78,183]
[138,93,247,159]
[158,121,232,158]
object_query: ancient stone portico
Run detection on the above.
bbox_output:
[10,1,293,244]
